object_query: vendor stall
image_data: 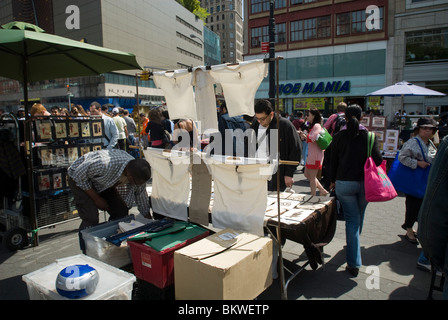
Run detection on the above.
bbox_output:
[136,58,337,300]
[0,113,105,250]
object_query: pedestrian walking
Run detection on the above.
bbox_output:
[329,104,383,276]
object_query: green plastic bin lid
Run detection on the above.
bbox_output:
[142,222,208,252]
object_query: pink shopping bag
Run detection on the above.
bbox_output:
[364,132,397,202]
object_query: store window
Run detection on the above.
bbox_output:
[336,8,383,36]
[290,15,331,41]
[276,23,286,43]
[406,28,448,64]
[250,0,270,14]
[291,20,303,42]
[251,23,286,48]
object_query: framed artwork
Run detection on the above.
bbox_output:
[80,145,91,157]
[53,147,67,167]
[37,174,51,192]
[54,120,68,139]
[52,172,64,190]
[67,146,79,163]
[373,130,384,142]
[92,120,104,137]
[360,117,370,127]
[81,122,91,138]
[91,144,102,152]
[35,120,53,141]
[372,116,386,128]
[51,169,67,190]
[386,129,399,139]
[68,121,80,138]
[39,147,54,166]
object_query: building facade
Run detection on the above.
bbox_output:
[200,0,244,63]
[391,0,448,116]
[0,0,205,111]
[243,0,448,119]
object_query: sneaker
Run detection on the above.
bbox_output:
[416,260,431,272]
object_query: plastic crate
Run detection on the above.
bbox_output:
[22,254,136,300]
[127,222,209,289]
[79,215,136,268]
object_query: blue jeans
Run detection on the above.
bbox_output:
[336,180,368,268]
[301,141,308,165]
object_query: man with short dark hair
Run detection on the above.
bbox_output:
[68,149,152,230]
[90,101,118,150]
[50,106,61,116]
[250,99,302,192]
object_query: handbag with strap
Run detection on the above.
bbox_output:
[364,132,397,202]
[387,138,431,199]
[316,128,332,150]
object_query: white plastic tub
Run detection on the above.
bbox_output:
[22,254,136,300]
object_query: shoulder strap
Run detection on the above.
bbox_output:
[414,137,428,162]
[367,132,374,157]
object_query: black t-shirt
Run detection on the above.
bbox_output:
[145,121,164,141]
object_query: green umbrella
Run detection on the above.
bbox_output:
[0,22,142,82]
[0,21,142,246]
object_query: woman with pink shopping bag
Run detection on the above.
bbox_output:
[329,105,383,277]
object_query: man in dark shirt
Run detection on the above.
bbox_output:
[250,100,302,192]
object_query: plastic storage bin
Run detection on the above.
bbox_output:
[127,222,209,289]
[22,254,136,300]
[79,215,136,268]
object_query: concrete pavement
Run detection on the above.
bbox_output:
[0,168,443,300]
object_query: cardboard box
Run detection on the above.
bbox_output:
[174,229,273,300]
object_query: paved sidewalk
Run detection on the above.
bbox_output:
[0,169,443,300]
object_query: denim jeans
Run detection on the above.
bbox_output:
[336,180,368,268]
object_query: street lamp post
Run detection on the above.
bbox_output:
[190,34,206,66]
[269,0,276,108]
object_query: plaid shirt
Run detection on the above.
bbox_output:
[68,149,150,215]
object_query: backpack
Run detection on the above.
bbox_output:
[330,114,346,136]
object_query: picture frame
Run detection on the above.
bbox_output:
[34,119,53,141]
[37,173,51,192]
[79,145,91,157]
[91,144,103,152]
[80,121,91,138]
[92,120,104,137]
[67,146,79,164]
[373,130,384,142]
[68,121,80,138]
[39,147,54,167]
[360,116,370,128]
[54,120,68,139]
[53,146,67,167]
[372,116,386,128]
[52,172,64,190]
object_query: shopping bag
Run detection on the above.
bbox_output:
[387,140,431,199]
[364,132,397,202]
[316,128,332,150]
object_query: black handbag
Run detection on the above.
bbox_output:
[330,190,344,221]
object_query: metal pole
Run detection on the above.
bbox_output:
[269,0,276,108]
[22,42,39,246]
[135,74,142,158]
[275,57,287,300]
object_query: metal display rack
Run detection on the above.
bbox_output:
[0,113,104,250]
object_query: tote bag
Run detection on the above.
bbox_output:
[387,138,430,199]
[364,132,397,202]
[316,128,332,150]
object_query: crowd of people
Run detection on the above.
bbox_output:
[3,100,446,298]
